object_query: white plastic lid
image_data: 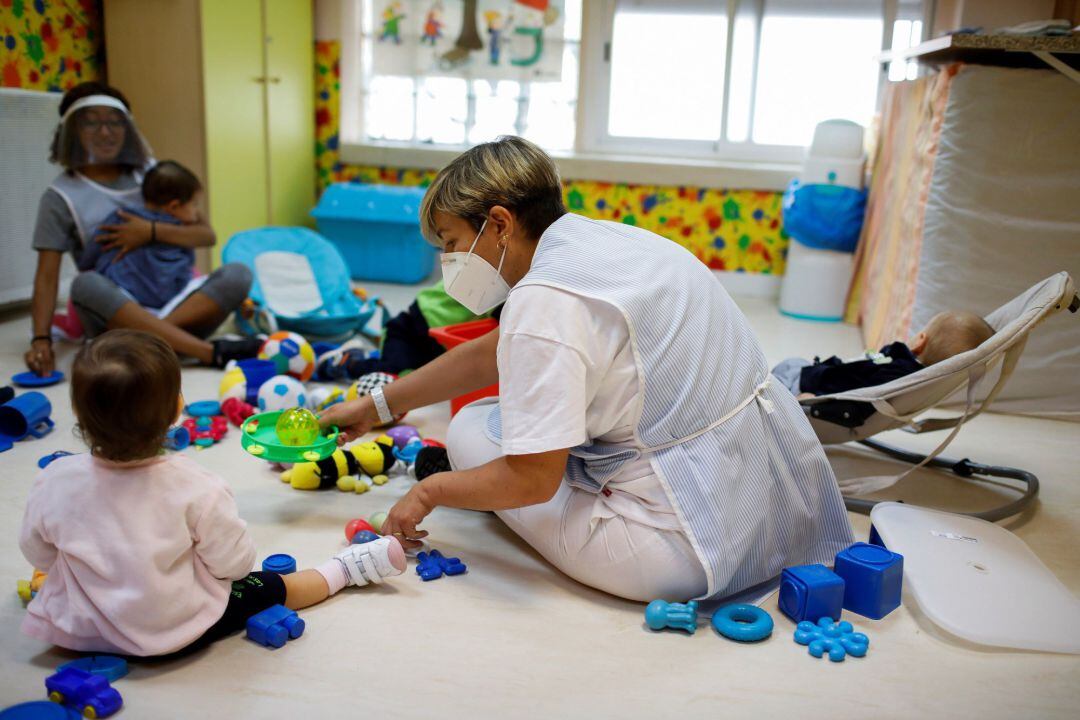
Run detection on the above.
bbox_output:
[870,503,1080,654]
[808,119,864,159]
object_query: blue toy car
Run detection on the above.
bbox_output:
[45,667,123,718]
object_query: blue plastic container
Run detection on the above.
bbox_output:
[778,564,845,623]
[311,183,434,284]
[833,542,904,620]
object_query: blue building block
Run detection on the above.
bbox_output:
[833,542,904,620]
[645,599,699,634]
[415,549,467,581]
[56,656,129,683]
[44,667,123,718]
[793,616,869,662]
[778,564,845,623]
[262,554,297,575]
[246,604,305,648]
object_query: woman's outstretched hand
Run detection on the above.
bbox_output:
[97,210,151,260]
[318,396,381,444]
[24,339,55,376]
[380,484,434,549]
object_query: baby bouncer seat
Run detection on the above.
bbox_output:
[801,272,1078,521]
[222,227,386,341]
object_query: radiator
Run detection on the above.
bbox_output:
[0,88,77,306]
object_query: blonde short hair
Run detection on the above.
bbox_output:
[921,311,995,365]
[419,136,566,246]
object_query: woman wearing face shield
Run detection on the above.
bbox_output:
[25,82,258,377]
[321,136,852,602]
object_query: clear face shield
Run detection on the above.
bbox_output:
[54,95,152,170]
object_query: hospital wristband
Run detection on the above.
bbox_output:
[370,385,394,425]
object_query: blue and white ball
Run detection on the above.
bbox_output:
[257,375,307,413]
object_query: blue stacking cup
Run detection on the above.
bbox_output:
[0,391,55,440]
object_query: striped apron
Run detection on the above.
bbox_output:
[486,213,853,599]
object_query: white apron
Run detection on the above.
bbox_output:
[487,213,853,599]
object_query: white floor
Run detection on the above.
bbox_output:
[1,287,1079,719]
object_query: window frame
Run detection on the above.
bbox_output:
[338,0,910,189]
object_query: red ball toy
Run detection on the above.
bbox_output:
[345,518,376,541]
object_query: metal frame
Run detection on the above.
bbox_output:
[843,437,1040,523]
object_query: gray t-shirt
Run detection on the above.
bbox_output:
[32,172,141,265]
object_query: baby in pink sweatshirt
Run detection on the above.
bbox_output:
[19,329,407,657]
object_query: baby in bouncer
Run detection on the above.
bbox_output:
[773,310,995,398]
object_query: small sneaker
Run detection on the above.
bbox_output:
[211,336,264,368]
[51,312,84,342]
[334,536,406,586]
[314,337,374,381]
[414,446,451,481]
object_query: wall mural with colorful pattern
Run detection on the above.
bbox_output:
[316,40,789,275]
[0,0,103,92]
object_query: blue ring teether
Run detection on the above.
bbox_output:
[711,603,774,642]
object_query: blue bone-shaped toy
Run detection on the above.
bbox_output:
[644,599,699,634]
[793,616,869,662]
[416,549,467,581]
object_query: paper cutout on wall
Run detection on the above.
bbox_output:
[371,0,565,80]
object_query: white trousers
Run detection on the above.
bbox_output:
[447,402,708,602]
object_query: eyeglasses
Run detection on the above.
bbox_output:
[78,119,126,132]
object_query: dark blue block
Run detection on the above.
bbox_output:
[778,564,845,623]
[246,604,306,648]
[262,553,297,574]
[834,542,903,620]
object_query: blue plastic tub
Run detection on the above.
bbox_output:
[311,183,435,284]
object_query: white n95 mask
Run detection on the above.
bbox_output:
[441,218,510,315]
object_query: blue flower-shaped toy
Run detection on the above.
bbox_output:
[793,617,869,662]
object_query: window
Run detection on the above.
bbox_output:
[341,0,918,172]
[586,0,890,160]
[346,0,582,151]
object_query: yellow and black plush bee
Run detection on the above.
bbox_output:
[280,436,396,491]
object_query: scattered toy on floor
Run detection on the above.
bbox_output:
[182,413,228,448]
[279,439,395,491]
[778,563,846,623]
[275,407,320,446]
[219,358,277,405]
[793,617,869,662]
[11,371,65,388]
[246,604,305,649]
[369,511,388,533]
[44,667,123,718]
[259,331,317,382]
[710,604,774,642]
[351,530,380,545]
[37,451,74,469]
[55,656,129,683]
[257,375,308,413]
[221,397,257,427]
[184,400,221,417]
[393,436,424,468]
[19,569,47,603]
[0,700,82,719]
[413,446,452,481]
[0,391,55,450]
[384,424,421,449]
[833,542,904,620]
[163,425,191,451]
[262,554,298,575]
[345,518,377,541]
[306,385,344,412]
[644,600,699,634]
[416,550,467,581]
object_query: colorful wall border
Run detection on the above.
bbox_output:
[0,0,104,92]
[315,39,789,275]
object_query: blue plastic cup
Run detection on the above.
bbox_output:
[238,359,277,405]
[0,391,54,440]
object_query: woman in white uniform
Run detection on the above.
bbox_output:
[321,137,853,602]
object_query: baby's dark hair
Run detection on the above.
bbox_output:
[143,160,201,206]
[71,330,181,462]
